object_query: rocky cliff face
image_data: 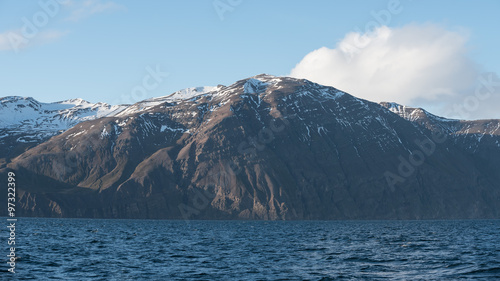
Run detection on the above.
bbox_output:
[1,75,499,219]
[380,102,500,190]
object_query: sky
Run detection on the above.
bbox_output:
[0,0,499,120]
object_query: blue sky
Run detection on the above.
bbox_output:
[1,0,499,119]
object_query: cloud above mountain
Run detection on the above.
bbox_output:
[290,24,500,120]
[63,0,125,22]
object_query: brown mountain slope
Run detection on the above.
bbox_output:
[2,75,499,219]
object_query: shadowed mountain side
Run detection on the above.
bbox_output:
[2,75,499,219]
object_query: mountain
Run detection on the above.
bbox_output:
[0,96,124,164]
[1,75,499,219]
[0,87,219,165]
[380,102,500,187]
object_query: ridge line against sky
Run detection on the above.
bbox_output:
[0,0,499,120]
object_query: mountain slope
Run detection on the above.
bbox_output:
[2,75,500,219]
[0,96,126,164]
[380,102,500,186]
[0,87,219,165]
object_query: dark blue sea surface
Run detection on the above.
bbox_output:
[2,219,500,280]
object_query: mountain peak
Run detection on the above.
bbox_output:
[0,96,40,105]
[250,73,278,79]
[167,86,220,100]
[243,78,269,94]
[380,101,457,123]
[58,98,92,106]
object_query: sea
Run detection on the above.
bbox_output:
[2,218,500,280]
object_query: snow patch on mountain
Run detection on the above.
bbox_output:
[0,96,123,129]
[115,86,219,117]
[0,96,129,144]
[244,78,268,94]
[160,125,186,133]
[168,86,219,100]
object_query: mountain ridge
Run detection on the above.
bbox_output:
[1,74,499,219]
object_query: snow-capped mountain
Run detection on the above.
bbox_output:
[380,101,500,150]
[2,74,500,220]
[0,96,125,143]
[0,86,222,158]
[114,86,221,117]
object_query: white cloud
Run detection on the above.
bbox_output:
[0,29,68,52]
[0,0,123,52]
[63,0,125,22]
[290,24,500,120]
[0,32,14,51]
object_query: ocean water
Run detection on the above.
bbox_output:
[2,219,500,280]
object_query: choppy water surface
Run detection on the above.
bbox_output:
[3,219,500,280]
